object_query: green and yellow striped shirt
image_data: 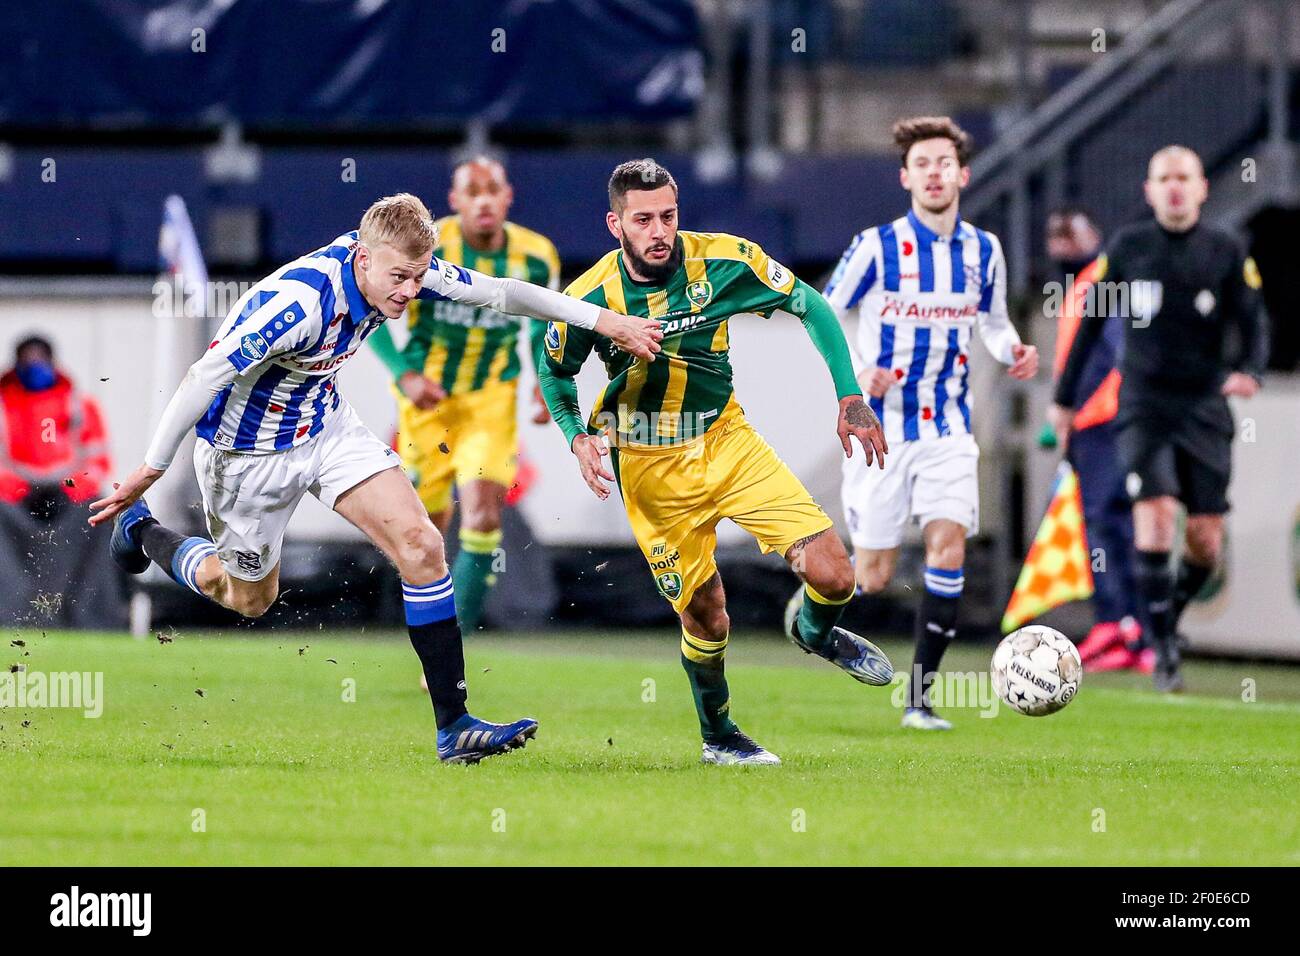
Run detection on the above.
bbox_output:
[370,216,560,394]
[544,231,842,447]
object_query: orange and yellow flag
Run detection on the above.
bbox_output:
[1001,463,1094,633]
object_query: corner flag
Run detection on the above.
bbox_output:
[1001,462,1094,633]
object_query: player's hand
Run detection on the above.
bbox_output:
[859,367,895,398]
[837,396,888,469]
[571,433,614,500]
[87,464,164,527]
[399,370,445,410]
[1221,372,1260,398]
[531,383,551,425]
[595,309,663,361]
[1047,403,1074,454]
[1008,343,1038,380]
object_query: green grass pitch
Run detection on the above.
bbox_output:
[2,629,1297,866]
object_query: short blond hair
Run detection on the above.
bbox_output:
[358,193,438,258]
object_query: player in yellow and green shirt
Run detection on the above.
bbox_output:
[539,159,894,765]
[370,156,558,635]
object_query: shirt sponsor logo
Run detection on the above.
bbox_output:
[878,296,977,322]
[240,332,268,362]
[659,313,712,335]
[302,354,350,373]
[442,261,466,285]
[766,258,789,289]
[649,548,681,572]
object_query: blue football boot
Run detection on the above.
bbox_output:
[437,714,539,764]
[110,498,155,575]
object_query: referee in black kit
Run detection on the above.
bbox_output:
[1051,145,1268,692]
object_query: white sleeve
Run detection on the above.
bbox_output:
[822,230,879,372]
[975,234,1021,365]
[144,347,238,470]
[144,287,317,470]
[823,230,879,319]
[421,257,602,330]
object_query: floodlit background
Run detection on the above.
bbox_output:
[0,0,1296,658]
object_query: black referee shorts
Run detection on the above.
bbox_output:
[1117,415,1232,515]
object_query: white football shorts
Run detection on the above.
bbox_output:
[841,433,979,550]
[193,400,400,581]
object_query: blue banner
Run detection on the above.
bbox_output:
[1,0,703,127]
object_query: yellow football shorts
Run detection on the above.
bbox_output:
[394,378,519,514]
[614,403,832,614]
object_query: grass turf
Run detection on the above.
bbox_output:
[1,629,1297,866]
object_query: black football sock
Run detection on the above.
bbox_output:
[140,520,186,573]
[403,575,468,730]
[1135,550,1174,658]
[140,521,219,596]
[680,631,739,743]
[1171,558,1213,629]
[909,567,963,710]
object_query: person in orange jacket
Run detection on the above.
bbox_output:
[0,334,125,628]
[1043,211,1151,674]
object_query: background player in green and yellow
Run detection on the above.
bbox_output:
[369,156,557,636]
[540,158,894,765]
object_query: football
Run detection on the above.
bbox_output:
[991,625,1082,716]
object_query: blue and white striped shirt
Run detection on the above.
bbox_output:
[824,210,1021,444]
[196,231,473,454]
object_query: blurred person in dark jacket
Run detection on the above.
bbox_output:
[0,334,126,628]
[1043,210,1149,675]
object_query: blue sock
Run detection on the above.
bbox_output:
[402,574,457,625]
[170,537,218,596]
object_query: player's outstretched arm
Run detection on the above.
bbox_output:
[87,347,236,526]
[425,262,663,359]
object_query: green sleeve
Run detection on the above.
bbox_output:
[788,279,862,401]
[368,320,416,380]
[525,317,547,377]
[540,320,598,449]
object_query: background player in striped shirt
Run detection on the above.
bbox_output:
[824,117,1038,730]
[541,159,892,765]
[87,193,662,763]
[369,157,559,637]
